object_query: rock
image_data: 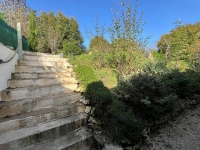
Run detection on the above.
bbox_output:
[102,142,123,150]
[94,134,104,147]
[88,116,98,124]
[91,107,96,116]
[79,96,91,105]
[85,106,91,113]
[80,98,90,105]
[75,87,81,92]
[79,95,85,100]
[76,104,86,113]
[94,130,102,135]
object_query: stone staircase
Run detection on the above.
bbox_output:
[0,52,94,150]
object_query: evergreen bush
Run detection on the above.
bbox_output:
[162,69,200,99]
[115,73,178,121]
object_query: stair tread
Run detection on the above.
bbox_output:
[16,65,72,69]
[15,65,73,72]
[27,128,93,150]
[0,113,87,145]
[8,77,76,81]
[3,83,77,91]
[8,77,78,88]
[18,61,72,67]
[23,52,64,58]
[2,83,78,101]
[23,51,60,56]
[0,104,76,123]
[0,92,80,107]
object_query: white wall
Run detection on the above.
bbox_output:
[0,43,18,94]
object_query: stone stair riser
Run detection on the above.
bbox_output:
[0,106,78,134]
[15,66,73,73]
[12,72,73,79]
[23,55,68,62]
[28,130,94,150]
[0,93,81,118]
[8,78,78,88]
[18,60,71,67]
[0,117,87,150]
[1,84,78,101]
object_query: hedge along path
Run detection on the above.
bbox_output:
[140,104,200,150]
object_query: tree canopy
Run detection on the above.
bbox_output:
[0,0,31,37]
[28,11,37,51]
[89,36,112,52]
[36,11,83,54]
[157,22,200,61]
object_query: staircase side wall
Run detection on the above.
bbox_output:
[0,43,18,94]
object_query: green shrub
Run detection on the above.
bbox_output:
[73,57,141,144]
[74,65,98,90]
[105,100,141,144]
[63,43,83,57]
[150,50,166,63]
[162,69,200,99]
[85,81,113,118]
[115,73,178,121]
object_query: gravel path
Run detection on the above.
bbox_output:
[140,105,200,150]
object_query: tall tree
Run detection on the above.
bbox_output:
[0,0,31,37]
[46,12,59,54]
[36,12,49,53]
[28,10,37,51]
[157,22,200,62]
[108,0,149,80]
[36,11,83,54]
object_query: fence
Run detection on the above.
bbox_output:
[0,18,29,50]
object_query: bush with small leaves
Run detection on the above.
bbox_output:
[115,73,178,121]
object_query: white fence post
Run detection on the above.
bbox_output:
[17,22,23,60]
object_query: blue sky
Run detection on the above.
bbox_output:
[27,0,200,49]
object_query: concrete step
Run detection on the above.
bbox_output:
[27,128,94,150]
[18,60,72,67]
[1,84,78,101]
[0,104,79,134]
[0,93,81,118]
[12,72,74,79]
[0,113,87,150]
[23,55,68,62]
[7,77,79,88]
[15,65,73,73]
[23,51,61,57]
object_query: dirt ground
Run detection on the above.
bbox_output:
[140,104,200,150]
